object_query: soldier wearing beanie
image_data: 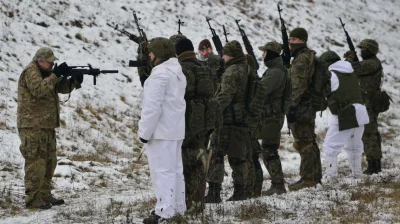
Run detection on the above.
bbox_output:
[344,39,384,175]
[287,27,322,191]
[205,40,249,203]
[198,39,223,90]
[18,47,83,209]
[254,41,288,196]
[140,37,187,223]
[173,37,220,213]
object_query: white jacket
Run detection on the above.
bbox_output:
[328,61,369,126]
[138,58,187,140]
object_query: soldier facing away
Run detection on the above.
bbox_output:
[257,41,288,196]
[286,28,322,191]
[320,51,369,182]
[205,40,249,203]
[344,39,384,174]
[17,47,83,209]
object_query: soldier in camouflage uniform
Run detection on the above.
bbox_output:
[205,40,248,203]
[172,36,220,213]
[257,41,288,195]
[344,39,384,174]
[17,47,82,209]
[198,39,223,89]
[286,28,322,191]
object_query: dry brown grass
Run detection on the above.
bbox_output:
[71,154,110,163]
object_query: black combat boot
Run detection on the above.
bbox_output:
[26,196,52,210]
[41,193,65,206]
[263,182,287,196]
[226,184,246,201]
[204,183,222,204]
[143,210,162,224]
[363,159,377,175]
[375,159,382,173]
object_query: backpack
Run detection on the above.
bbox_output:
[185,61,221,139]
[243,66,268,128]
[310,55,331,112]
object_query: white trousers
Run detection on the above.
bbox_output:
[323,124,365,178]
[146,139,186,218]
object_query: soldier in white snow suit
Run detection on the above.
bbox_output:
[138,37,187,224]
[319,51,369,181]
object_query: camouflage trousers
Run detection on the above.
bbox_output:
[182,134,207,211]
[18,128,57,203]
[289,119,322,182]
[207,125,248,185]
[259,116,285,184]
[245,128,260,198]
[362,108,382,160]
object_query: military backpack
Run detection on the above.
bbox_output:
[310,55,331,113]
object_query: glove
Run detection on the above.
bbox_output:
[53,62,69,78]
[286,106,296,123]
[139,137,148,144]
[343,50,356,62]
[73,74,84,84]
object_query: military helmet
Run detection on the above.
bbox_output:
[290,27,308,42]
[169,34,187,45]
[223,40,244,57]
[358,39,379,54]
[33,47,58,62]
[148,37,175,60]
[258,41,282,54]
[319,50,341,66]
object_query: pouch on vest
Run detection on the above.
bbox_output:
[372,90,392,113]
[338,104,358,131]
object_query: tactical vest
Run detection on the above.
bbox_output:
[182,59,221,140]
[328,70,363,115]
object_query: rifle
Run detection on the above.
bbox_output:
[60,64,118,89]
[205,17,224,56]
[178,19,184,34]
[222,25,229,43]
[277,4,291,67]
[235,19,259,71]
[129,11,150,68]
[106,23,141,44]
[339,17,359,62]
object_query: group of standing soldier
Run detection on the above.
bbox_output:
[16,20,386,224]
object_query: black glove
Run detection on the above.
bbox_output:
[286,106,296,123]
[74,74,84,84]
[53,62,69,78]
[140,137,148,144]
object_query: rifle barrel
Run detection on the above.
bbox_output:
[101,70,119,73]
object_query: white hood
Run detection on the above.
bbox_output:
[154,58,185,80]
[328,60,354,74]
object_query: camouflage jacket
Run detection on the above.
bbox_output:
[350,56,383,108]
[261,57,287,116]
[289,47,315,107]
[216,55,248,125]
[17,62,75,128]
[178,51,197,100]
[206,52,222,91]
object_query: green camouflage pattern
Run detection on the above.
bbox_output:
[19,128,57,203]
[319,50,341,66]
[258,41,282,54]
[169,34,187,45]
[205,52,222,90]
[245,127,262,198]
[17,62,75,128]
[223,40,245,58]
[216,55,248,124]
[148,37,175,60]
[358,39,379,54]
[182,135,207,211]
[207,125,248,185]
[349,55,383,159]
[289,46,321,182]
[261,57,287,117]
[33,47,58,62]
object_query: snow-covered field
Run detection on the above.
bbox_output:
[1,0,399,223]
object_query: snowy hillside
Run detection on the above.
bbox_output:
[0,0,399,223]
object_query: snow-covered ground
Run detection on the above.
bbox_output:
[1,0,399,223]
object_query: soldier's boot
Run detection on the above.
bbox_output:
[26,196,52,210]
[253,168,263,198]
[363,159,377,175]
[204,183,222,204]
[263,182,286,196]
[41,193,65,206]
[375,159,382,173]
[226,184,246,201]
[288,179,318,191]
